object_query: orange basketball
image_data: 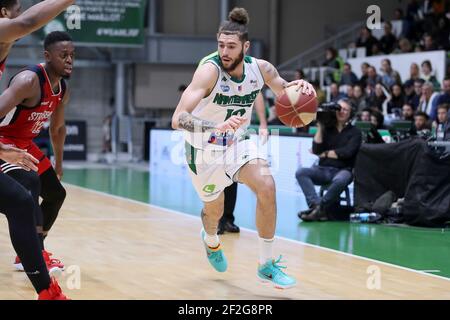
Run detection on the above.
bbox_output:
[275,86,318,128]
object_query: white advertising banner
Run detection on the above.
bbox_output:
[347,50,447,86]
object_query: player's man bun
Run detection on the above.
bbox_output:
[218,7,250,42]
[228,7,249,26]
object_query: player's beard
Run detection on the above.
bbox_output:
[220,50,244,73]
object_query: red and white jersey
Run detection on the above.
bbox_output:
[0,57,6,81]
[0,64,66,148]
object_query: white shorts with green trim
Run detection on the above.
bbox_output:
[185,138,266,202]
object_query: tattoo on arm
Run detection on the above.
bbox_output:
[262,60,287,87]
[263,61,279,79]
[178,112,217,133]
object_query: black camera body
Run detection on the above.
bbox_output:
[316,102,341,128]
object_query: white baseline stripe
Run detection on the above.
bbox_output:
[64,183,450,283]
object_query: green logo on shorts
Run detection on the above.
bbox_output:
[202,184,216,193]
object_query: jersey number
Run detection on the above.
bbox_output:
[225,108,246,121]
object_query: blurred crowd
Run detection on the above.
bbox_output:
[265,0,450,140]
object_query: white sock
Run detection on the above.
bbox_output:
[203,230,220,248]
[259,237,274,265]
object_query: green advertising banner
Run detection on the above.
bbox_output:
[42,0,147,47]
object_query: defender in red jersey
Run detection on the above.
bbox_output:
[0,63,67,174]
[0,31,74,283]
[0,0,74,300]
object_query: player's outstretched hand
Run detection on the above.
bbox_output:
[286,79,316,96]
[0,144,39,172]
[216,115,247,133]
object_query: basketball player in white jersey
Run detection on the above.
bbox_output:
[172,7,315,289]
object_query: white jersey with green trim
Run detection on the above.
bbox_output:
[184,52,264,150]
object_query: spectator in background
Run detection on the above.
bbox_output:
[323,47,340,69]
[345,86,354,100]
[408,63,422,82]
[294,68,306,81]
[418,81,439,117]
[411,79,425,109]
[436,104,449,124]
[371,109,385,130]
[365,66,382,92]
[434,10,450,50]
[371,42,383,56]
[431,0,448,17]
[367,83,388,113]
[360,108,371,122]
[404,80,418,109]
[360,108,385,144]
[339,63,358,86]
[406,0,421,40]
[394,8,411,38]
[406,0,420,22]
[430,78,450,120]
[394,37,414,53]
[352,84,368,111]
[421,60,441,91]
[418,0,434,20]
[323,47,342,85]
[356,27,379,56]
[414,111,431,131]
[359,62,370,88]
[380,58,402,88]
[423,34,437,51]
[329,82,346,102]
[380,21,397,54]
[402,103,415,121]
[414,44,425,52]
[394,7,404,20]
[433,104,449,140]
[387,84,405,114]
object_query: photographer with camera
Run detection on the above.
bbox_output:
[296,99,362,222]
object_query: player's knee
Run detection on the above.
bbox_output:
[257,176,276,200]
[42,182,66,204]
[55,184,66,203]
[59,185,67,200]
[14,192,35,217]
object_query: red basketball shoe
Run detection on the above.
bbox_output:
[38,278,70,300]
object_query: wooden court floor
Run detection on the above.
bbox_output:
[1,184,449,300]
